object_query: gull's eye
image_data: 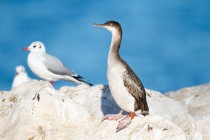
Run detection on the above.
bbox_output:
[33,46,36,48]
[39,45,42,48]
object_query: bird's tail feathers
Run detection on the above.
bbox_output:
[72,75,93,86]
[142,110,149,116]
[142,100,149,116]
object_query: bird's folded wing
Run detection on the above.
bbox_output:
[44,54,77,76]
[123,65,146,100]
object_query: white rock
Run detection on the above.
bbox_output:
[166,83,210,139]
[166,83,210,120]
[0,81,209,139]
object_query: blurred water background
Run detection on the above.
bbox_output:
[0,0,210,93]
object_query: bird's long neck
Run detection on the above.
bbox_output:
[108,30,122,65]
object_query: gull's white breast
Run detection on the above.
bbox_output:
[12,73,31,88]
[28,53,59,81]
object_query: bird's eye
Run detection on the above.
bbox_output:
[39,46,42,48]
[33,46,36,48]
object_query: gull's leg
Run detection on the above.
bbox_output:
[50,81,55,86]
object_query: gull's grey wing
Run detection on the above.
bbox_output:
[122,61,149,114]
[44,54,77,76]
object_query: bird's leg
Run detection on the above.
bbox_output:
[102,110,125,121]
[116,112,136,133]
[50,81,55,86]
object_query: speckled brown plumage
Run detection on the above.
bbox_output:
[122,60,149,115]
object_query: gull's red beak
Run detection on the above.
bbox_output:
[23,47,29,51]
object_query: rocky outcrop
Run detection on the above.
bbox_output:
[0,81,209,139]
[166,83,210,120]
[166,83,210,140]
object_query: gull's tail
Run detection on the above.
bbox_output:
[72,75,93,86]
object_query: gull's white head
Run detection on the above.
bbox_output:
[16,65,26,75]
[94,20,122,35]
[23,41,46,53]
[12,65,31,88]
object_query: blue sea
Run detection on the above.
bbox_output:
[0,0,210,93]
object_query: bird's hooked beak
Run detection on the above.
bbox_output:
[23,47,29,51]
[94,23,105,28]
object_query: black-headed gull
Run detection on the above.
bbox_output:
[12,65,32,88]
[23,41,92,86]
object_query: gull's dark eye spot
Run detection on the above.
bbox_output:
[39,46,42,48]
[33,46,36,48]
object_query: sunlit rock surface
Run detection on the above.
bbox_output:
[0,81,209,140]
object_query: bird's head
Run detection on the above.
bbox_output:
[94,20,122,34]
[23,41,46,53]
[15,65,26,75]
